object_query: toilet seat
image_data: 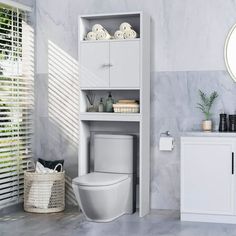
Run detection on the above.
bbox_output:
[73,172,129,187]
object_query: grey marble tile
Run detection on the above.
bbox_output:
[33,0,236,210]
[150,70,236,209]
[2,209,236,236]
[35,0,236,72]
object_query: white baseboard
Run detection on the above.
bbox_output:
[181,213,236,224]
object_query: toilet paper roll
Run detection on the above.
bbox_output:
[96,30,111,40]
[114,30,124,39]
[159,136,174,151]
[86,31,97,41]
[123,29,137,39]
[120,22,132,31]
[92,24,104,33]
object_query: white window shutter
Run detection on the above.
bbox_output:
[0,4,33,207]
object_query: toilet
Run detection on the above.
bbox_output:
[72,134,135,222]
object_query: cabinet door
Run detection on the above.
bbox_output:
[110,41,140,88]
[181,137,235,215]
[80,42,109,88]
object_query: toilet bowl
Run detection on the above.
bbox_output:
[72,172,133,222]
[73,134,135,222]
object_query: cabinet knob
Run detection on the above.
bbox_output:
[102,64,113,68]
[102,64,110,68]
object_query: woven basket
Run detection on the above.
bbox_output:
[113,103,139,113]
[24,162,65,213]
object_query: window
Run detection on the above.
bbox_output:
[0,3,33,207]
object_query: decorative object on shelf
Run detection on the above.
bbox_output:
[120,22,132,31]
[96,29,111,40]
[219,113,228,132]
[92,24,104,32]
[105,92,114,112]
[114,22,137,40]
[123,29,137,39]
[85,24,111,41]
[113,99,139,113]
[86,91,97,112]
[86,31,96,41]
[229,114,236,132]
[196,90,218,132]
[114,30,124,39]
[98,98,104,112]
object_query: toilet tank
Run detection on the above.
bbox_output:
[94,134,134,174]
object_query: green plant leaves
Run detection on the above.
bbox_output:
[197,90,218,120]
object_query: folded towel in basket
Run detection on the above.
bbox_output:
[26,162,57,209]
[38,158,64,172]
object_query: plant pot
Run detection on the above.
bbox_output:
[202,120,212,132]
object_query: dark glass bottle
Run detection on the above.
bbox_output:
[219,113,228,132]
[105,92,114,112]
[229,115,236,132]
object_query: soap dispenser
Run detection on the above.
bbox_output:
[105,92,114,112]
[98,98,104,112]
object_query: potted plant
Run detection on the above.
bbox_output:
[197,90,218,132]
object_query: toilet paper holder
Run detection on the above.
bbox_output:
[159,131,175,151]
[160,131,171,137]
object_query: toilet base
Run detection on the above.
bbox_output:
[85,211,134,223]
[72,176,134,223]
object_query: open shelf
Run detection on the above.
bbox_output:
[80,112,141,122]
[80,90,140,113]
[79,12,141,41]
[80,38,140,44]
[81,87,140,90]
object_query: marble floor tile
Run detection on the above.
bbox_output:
[1,208,236,236]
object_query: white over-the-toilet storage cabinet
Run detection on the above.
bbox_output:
[80,40,140,88]
[78,12,150,217]
[181,134,236,224]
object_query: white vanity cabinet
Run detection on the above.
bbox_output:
[181,136,236,224]
[80,40,140,88]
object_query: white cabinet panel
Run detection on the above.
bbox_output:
[80,42,109,88]
[110,41,140,88]
[181,138,234,215]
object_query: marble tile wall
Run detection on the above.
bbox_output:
[32,0,236,209]
[151,70,236,209]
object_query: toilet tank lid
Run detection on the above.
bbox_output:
[73,172,129,187]
[94,134,133,140]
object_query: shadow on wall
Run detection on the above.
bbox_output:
[48,40,79,205]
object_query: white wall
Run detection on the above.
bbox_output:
[34,0,236,209]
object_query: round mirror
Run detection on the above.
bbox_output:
[225,23,236,82]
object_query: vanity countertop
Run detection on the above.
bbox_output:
[181,131,236,137]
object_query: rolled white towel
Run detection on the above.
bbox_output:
[92,24,104,33]
[96,30,111,40]
[86,31,97,41]
[114,30,124,39]
[120,22,132,31]
[123,29,137,39]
